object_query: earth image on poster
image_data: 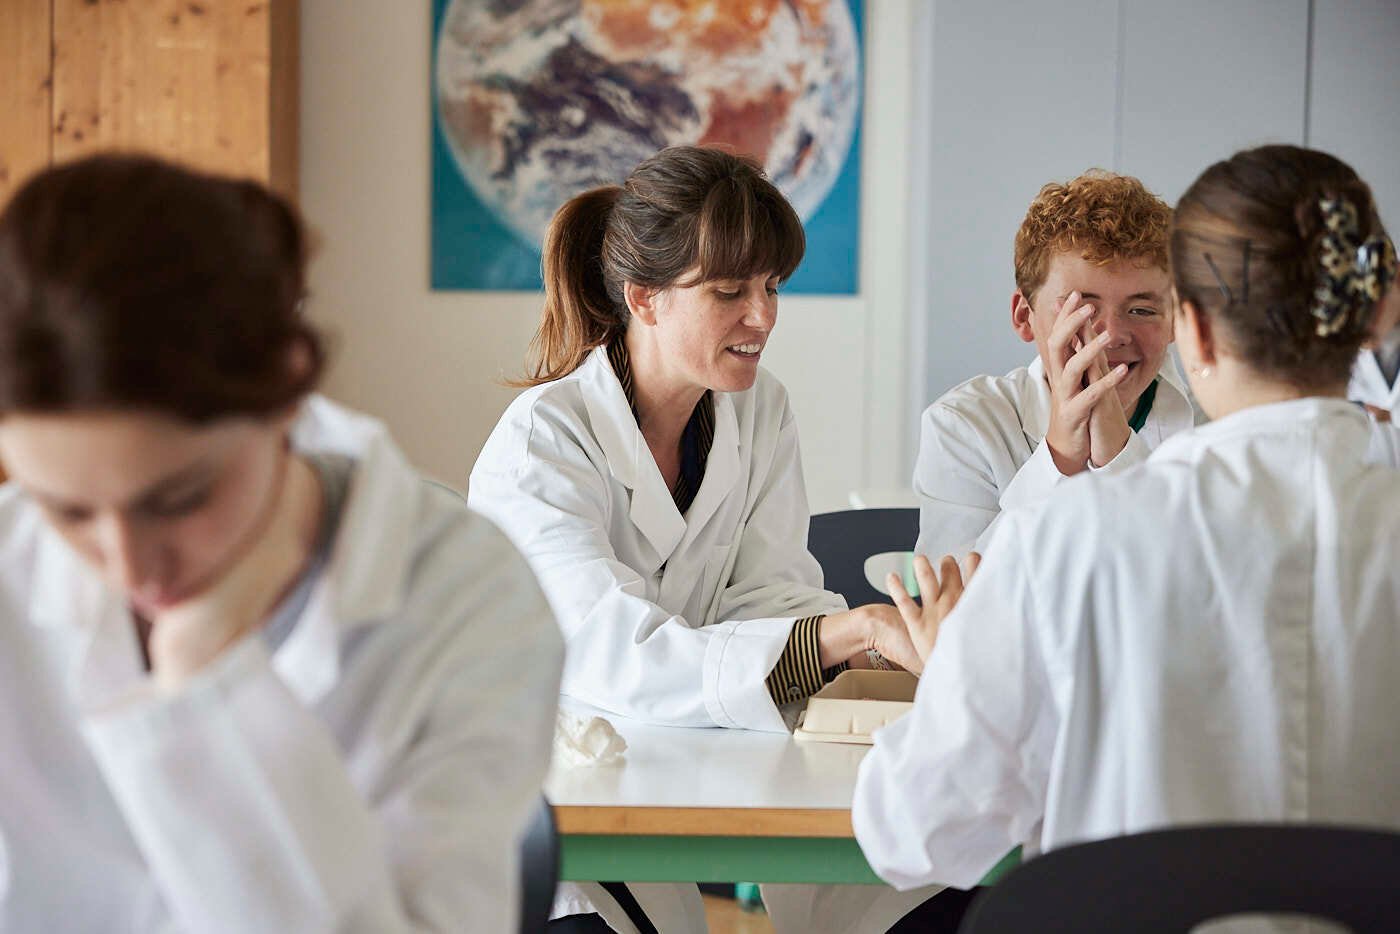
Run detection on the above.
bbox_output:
[435,0,860,251]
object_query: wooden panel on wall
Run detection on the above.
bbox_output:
[0,0,53,207]
[51,0,297,194]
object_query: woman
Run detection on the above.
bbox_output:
[853,146,1400,907]
[469,147,959,932]
[0,154,563,932]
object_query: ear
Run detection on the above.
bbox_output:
[624,280,660,326]
[1010,290,1036,343]
[1175,296,1217,369]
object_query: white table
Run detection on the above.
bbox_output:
[547,700,1021,885]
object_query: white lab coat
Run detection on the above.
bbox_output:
[854,398,1400,897]
[469,347,938,933]
[1347,349,1400,413]
[0,396,563,933]
[913,355,1199,559]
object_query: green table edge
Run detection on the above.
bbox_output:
[560,834,1022,886]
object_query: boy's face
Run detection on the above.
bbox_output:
[1013,251,1173,411]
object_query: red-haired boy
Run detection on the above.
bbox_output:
[915,171,1199,558]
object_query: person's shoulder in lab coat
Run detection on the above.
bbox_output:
[913,170,1197,561]
[856,143,1400,896]
[0,154,562,933]
[1348,287,1400,419]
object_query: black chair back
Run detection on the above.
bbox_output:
[519,797,559,933]
[959,824,1400,933]
[808,508,919,607]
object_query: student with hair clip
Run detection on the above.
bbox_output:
[0,154,563,932]
[853,145,1400,904]
[470,145,966,933]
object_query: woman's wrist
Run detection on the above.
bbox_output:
[816,607,873,669]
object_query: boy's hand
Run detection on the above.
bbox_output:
[1082,320,1132,467]
[1043,291,1129,475]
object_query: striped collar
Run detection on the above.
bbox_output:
[606,337,715,514]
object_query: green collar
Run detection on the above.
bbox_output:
[1128,379,1159,433]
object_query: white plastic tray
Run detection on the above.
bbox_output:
[792,669,918,744]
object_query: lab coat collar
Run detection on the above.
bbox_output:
[1021,356,1052,443]
[271,425,424,704]
[1349,351,1400,409]
[1157,395,1369,458]
[27,397,424,706]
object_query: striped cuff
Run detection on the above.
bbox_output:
[765,615,847,706]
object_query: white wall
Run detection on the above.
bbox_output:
[300,1,920,512]
[916,0,1400,423]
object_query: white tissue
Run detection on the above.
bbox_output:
[554,709,627,767]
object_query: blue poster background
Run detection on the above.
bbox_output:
[430,0,863,294]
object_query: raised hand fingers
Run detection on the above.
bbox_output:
[1059,330,1113,400]
[1047,293,1096,379]
[886,572,922,632]
[910,554,941,606]
[1075,361,1129,410]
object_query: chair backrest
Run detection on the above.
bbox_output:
[959,824,1400,933]
[519,796,560,933]
[808,508,919,607]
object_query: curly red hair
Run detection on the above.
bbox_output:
[1014,170,1171,300]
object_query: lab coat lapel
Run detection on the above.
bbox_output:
[1349,351,1400,411]
[678,390,740,536]
[579,348,687,564]
[1020,356,1053,447]
[274,427,422,706]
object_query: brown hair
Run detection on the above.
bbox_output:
[0,153,324,422]
[1171,145,1389,390]
[1014,170,1172,300]
[519,145,805,385]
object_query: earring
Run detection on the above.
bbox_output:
[1198,366,1212,378]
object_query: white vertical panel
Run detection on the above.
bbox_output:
[1310,0,1400,228]
[922,0,1119,403]
[1119,0,1308,205]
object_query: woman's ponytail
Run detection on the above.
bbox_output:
[516,186,625,386]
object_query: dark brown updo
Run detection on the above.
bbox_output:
[1170,145,1393,391]
[0,153,324,422]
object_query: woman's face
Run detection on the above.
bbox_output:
[0,409,289,616]
[645,271,780,394]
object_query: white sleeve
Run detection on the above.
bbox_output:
[913,404,1006,560]
[81,532,562,933]
[1086,429,1152,476]
[853,513,1059,890]
[470,410,836,733]
[713,408,847,625]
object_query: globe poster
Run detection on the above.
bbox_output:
[431,0,863,294]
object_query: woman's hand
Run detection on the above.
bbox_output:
[886,553,980,671]
[818,604,921,674]
[147,454,316,693]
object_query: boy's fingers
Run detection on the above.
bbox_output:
[912,554,940,602]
